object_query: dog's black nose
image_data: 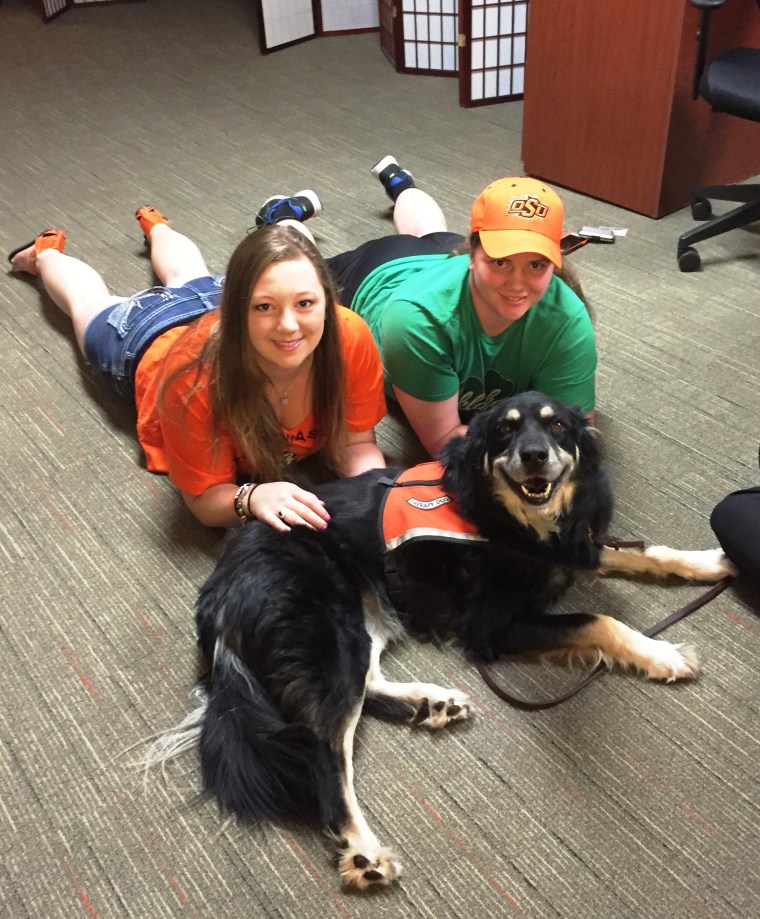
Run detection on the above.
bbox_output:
[520,447,548,469]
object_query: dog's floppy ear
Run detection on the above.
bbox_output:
[439,408,493,492]
[567,403,601,465]
[438,431,468,485]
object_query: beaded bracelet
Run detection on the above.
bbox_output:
[233,483,253,524]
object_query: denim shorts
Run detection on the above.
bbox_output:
[83,274,224,398]
[326,232,464,307]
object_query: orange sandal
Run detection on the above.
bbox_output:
[7,228,66,273]
[135,205,170,239]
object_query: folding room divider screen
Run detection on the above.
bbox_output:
[257,0,379,52]
[41,0,69,20]
[257,0,315,51]
[460,0,528,105]
[258,0,528,106]
[41,0,145,23]
[379,0,528,106]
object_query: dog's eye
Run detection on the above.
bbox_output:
[549,419,566,433]
[497,420,516,436]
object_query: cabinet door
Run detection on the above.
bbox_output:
[257,0,317,53]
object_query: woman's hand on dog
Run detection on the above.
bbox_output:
[249,482,330,532]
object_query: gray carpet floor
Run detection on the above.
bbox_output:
[1,1,759,917]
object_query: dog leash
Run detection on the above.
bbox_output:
[474,576,733,711]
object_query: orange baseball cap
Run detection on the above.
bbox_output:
[471,177,564,267]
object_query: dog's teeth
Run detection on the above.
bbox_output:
[521,482,553,498]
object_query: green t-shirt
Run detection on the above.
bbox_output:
[351,253,596,417]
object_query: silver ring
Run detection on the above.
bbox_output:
[277,509,286,519]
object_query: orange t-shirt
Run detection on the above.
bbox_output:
[134,306,386,495]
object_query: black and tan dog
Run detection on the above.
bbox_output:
[151,391,734,891]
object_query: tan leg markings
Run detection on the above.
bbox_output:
[568,615,699,682]
[599,546,737,581]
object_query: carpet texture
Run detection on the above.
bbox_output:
[1,1,758,917]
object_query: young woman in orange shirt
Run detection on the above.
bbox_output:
[8,203,386,529]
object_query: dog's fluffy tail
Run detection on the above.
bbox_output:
[138,684,209,771]
[199,644,321,825]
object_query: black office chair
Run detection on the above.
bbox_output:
[677,0,760,272]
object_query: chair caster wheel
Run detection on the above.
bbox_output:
[691,197,712,221]
[678,246,702,272]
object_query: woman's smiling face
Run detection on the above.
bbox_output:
[468,247,555,336]
[246,255,326,375]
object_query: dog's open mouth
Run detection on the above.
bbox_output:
[518,476,554,504]
[494,456,569,507]
[501,474,558,505]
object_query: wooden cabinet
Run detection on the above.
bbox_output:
[521,0,760,217]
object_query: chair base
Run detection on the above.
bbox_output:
[677,183,760,271]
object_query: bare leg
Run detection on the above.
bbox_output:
[12,223,213,354]
[12,247,122,355]
[392,187,448,237]
[273,219,316,245]
[146,223,210,288]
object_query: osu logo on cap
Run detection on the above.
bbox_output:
[506,195,549,220]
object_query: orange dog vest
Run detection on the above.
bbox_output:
[378,462,489,611]
[379,461,487,551]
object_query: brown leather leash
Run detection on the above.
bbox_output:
[474,567,733,712]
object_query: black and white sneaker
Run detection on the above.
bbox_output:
[252,189,323,227]
[371,155,416,202]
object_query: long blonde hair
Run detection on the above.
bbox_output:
[164,225,347,481]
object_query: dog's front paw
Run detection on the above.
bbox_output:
[644,640,699,682]
[707,549,738,579]
[645,546,738,581]
[338,845,402,891]
[413,689,471,729]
